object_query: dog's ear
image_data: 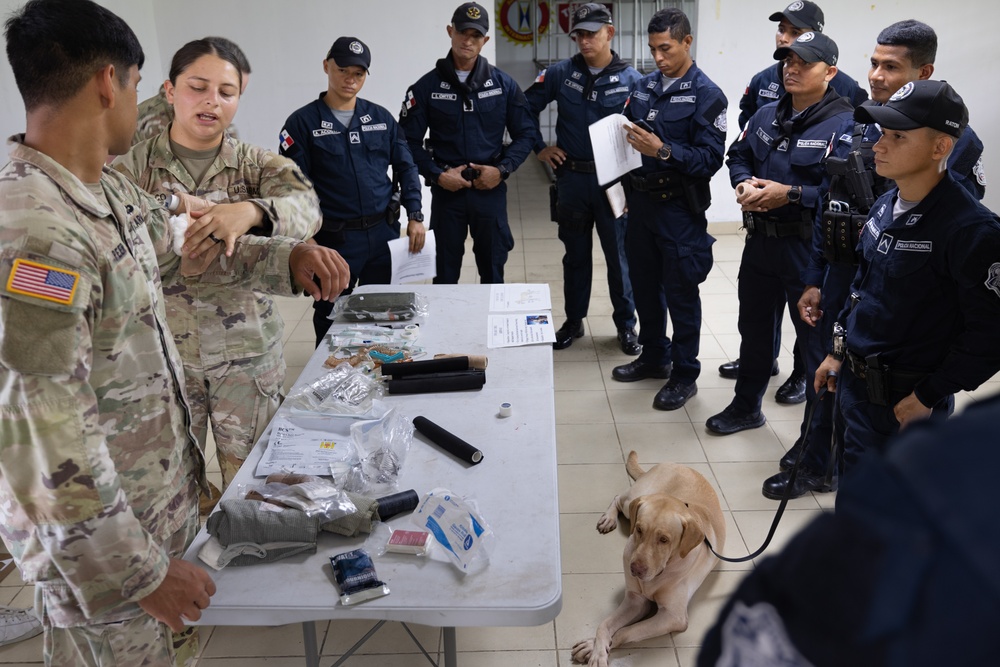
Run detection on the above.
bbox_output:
[677,515,706,559]
[627,496,646,534]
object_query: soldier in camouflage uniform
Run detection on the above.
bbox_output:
[115,37,321,489]
[0,2,349,665]
[132,36,248,147]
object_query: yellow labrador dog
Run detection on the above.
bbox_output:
[572,451,725,666]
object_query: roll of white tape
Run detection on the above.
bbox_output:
[499,402,512,418]
[401,324,419,340]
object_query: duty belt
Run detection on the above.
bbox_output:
[845,350,927,406]
[628,171,685,201]
[327,211,387,231]
[562,158,596,174]
[745,211,812,240]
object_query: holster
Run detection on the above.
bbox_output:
[822,208,865,265]
[682,177,712,214]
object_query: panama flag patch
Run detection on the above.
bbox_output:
[279,129,294,151]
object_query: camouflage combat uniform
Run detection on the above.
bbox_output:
[0,135,301,666]
[132,86,239,146]
[113,131,320,485]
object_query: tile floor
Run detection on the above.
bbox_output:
[2,159,997,667]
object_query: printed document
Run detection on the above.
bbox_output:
[390,229,436,284]
[589,113,643,186]
[489,283,552,312]
[487,313,556,348]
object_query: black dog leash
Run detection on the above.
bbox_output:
[704,385,829,563]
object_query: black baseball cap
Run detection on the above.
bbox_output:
[326,37,371,71]
[769,1,825,31]
[452,2,489,34]
[774,31,838,66]
[854,80,968,138]
[571,3,613,34]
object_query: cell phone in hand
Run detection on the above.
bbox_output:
[632,119,655,133]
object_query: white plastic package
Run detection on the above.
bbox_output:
[412,488,495,574]
[285,362,384,416]
[343,408,415,496]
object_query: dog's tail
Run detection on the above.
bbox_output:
[625,450,645,480]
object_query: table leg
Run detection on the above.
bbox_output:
[443,627,457,667]
[302,621,319,667]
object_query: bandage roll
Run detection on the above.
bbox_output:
[412,416,484,465]
[374,489,419,521]
[736,182,750,199]
[381,356,470,378]
[499,402,512,418]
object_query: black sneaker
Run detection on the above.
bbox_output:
[653,380,697,411]
[706,406,766,435]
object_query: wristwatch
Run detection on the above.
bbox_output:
[787,185,803,204]
[408,212,424,223]
[497,164,511,181]
[655,144,672,162]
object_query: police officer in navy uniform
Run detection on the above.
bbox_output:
[815,80,1000,474]
[698,394,1000,667]
[609,8,727,411]
[738,0,868,128]
[279,37,424,346]
[399,2,535,284]
[707,31,854,435]
[721,0,868,406]
[525,3,641,355]
[765,20,988,498]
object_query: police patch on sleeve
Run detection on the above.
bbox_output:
[985,262,1000,299]
[714,110,728,133]
[973,156,987,187]
[717,601,815,667]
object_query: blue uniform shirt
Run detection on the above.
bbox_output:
[727,87,855,215]
[399,52,535,182]
[524,51,641,159]
[802,115,987,286]
[279,95,421,225]
[623,62,728,181]
[738,62,868,129]
[842,172,1000,406]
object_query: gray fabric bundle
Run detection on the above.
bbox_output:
[206,499,320,567]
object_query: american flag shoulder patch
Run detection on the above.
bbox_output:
[6,258,79,305]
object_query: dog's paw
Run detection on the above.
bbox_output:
[570,638,594,664]
[596,514,618,534]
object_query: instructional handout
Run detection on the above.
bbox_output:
[487,313,556,348]
[589,113,642,186]
[389,229,436,284]
[255,415,356,477]
[489,283,552,312]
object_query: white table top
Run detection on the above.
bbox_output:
[182,284,562,628]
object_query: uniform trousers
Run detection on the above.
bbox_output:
[311,221,401,346]
[625,196,713,383]
[837,365,952,475]
[429,184,513,284]
[184,345,285,487]
[554,170,635,330]
[41,482,201,667]
[734,233,822,414]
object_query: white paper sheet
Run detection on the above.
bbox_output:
[390,229,436,284]
[487,314,556,348]
[589,113,643,186]
[489,283,552,312]
[254,415,357,477]
[605,182,627,218]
